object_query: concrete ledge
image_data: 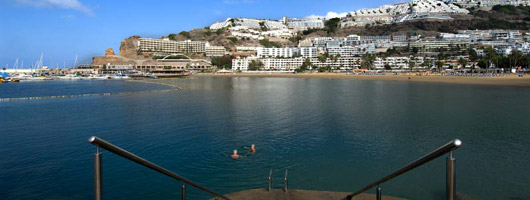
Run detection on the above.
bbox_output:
[210,188,408,200]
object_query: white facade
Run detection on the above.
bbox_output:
[287,19,325,30]
[327,45,376,56]
[138,38,206,54]
[206,46,226,57]
[300,47,318,58]
[257,48,300,58]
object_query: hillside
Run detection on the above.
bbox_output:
[116,5,530,61]
[176,5,530,46]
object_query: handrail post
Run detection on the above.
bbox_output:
[345,139,462,200]
[446,151,456,200]
[376,186,381,200]
[268,169,273,192]
[94,146,102,200]
[284,170,288,194]
[88,136,232,200]
[181,184,186,200]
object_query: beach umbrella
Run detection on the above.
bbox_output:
[2,72,9,77]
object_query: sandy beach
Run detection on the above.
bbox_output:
[194,73,530,87]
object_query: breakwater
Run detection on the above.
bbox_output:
[0,88,178,102]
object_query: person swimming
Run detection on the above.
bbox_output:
[231,150,240,159]
[250,144,256,153]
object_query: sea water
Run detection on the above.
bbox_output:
[1,77,529,199]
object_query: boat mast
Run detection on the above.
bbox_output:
[73,54,78,68]
[14,58,18,73]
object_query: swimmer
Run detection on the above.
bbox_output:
[231,150,240,159]
[250,144,256,153]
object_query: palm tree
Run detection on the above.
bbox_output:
[468,49,478,74]
[508,50,523,72]
[408,56,416,72]
[458,58,468,73]
[362,54,376,70]
[421,60,432,72]
[436,60,444,73]
[484,47,497,73]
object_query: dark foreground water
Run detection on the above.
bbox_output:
[1,78,529,200]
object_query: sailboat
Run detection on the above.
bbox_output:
[59,54,82,80]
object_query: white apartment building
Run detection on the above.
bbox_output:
[178,40,206,54]
[300,47,318,58]
[373,57,426,69]
[138,38,206,54]
[236,46,260,51]
[138,38,180,53]
[233,58,251,71]
[287,19,325,30]
[327,45,376,56]
[232,57,366,71]
[410,40,469,52]
[205,46,226,57]
[257,48,300,58]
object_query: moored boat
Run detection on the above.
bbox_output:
[151,69,190,78]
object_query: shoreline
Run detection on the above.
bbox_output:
[193,73,530,87]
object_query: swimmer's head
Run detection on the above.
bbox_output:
[251,144,255,148]
[233,150,238,154]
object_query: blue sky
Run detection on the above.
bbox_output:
[0,0,400,68]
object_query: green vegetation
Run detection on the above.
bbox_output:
[492,5,518,14]
[168,33,177,41]
[216,28,224,35]
[299,58,312,72]
[361,54,376,70]
[179,31,191,39]
[324,18,341,34]
[259,39,280,48]
[259,21,268,31]
[227,37,238,43]
[289,35,302,43]
[205,29,212,36]
[211,55,233,69]
[248,60,263,71]
[302,28,323,35]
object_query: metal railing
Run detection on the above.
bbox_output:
[345,139,462,200]
[89,136,231,200]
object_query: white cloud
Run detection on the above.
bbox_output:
[12,0,93,15]
[306,11,349,19]
[61,14,76,20]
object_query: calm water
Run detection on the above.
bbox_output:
[1,78,529,200]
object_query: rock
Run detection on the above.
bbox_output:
[105,48,115,56]
[120,36,141,59]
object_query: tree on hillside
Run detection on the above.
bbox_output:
[324,18,341,34]
[168,34,177,41]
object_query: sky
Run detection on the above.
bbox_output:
[0,0,402,69]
